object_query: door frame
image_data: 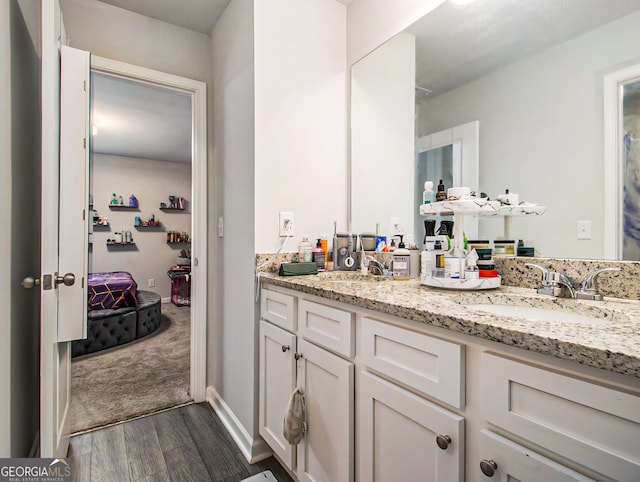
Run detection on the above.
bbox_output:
[90,55,208,402]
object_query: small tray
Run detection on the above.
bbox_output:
[421,275,501,290]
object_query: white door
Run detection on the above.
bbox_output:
[297,339,354,482]
[40,0,90,457]
[357,371,464,482]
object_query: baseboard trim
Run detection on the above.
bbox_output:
[161,297,171,304]
[205,386,272,464]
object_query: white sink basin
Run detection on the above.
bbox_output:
[466,304,606,325]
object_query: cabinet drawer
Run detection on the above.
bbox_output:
[360,317,465,408]
[261,289,296,331]
[481,353,640,481]
[478,430,594,481]
[298,299,354,358]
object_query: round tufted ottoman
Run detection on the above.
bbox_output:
[135,290,162,338]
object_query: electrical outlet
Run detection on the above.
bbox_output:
[390,217,402,235]
[279,211,294,237]
[577,220,592,240]
[148,278,155,287]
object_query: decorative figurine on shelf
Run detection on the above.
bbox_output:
[118,195,124,205]
[134,216,141,227]
[178,197,185,210]
[129,194,137,208]
[160,202,167,208]
[168,195,176,209]
[111,193,118,205]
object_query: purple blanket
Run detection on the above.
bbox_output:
[88,272,138,311]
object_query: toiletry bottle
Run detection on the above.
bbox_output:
[313,239,325,271]
[298,235,313,263]
[433,240,445,277]
[423,181,434,204]
[392,235,410,280]
[435,179,447,202]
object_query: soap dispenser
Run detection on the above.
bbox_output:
[392,235,410,280]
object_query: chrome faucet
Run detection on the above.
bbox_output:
[576,268,621,300]
[366,256,392,277]
[526,264,621,300]
[525,263,577,299]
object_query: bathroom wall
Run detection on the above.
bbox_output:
[253,0,348,252]
[60,0,212,83]
[90,154,191,300]
[210,0,256,451]
[211,0,348,457]
[417,11,640,259]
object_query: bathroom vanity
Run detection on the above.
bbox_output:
[258,272,640,481]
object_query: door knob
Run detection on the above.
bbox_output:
[55,272,75,287]
[480,459,498,477]
[21,276,41,289]
[436,434,452,450]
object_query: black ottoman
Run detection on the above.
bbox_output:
[72,307,137,357]
[136,290,162,338]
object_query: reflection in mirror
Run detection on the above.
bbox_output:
[350,0,640,260]
[624,79,640,260]
[413,121,479,243]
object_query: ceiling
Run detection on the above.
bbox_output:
[91,72,192,163]
[97,0,232,34]
[407,0,640,97]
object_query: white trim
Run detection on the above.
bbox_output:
[90,55,208,403]
[603,63,640,260]
[206,386,273,464]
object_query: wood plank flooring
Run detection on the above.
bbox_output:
[68,403,293,482]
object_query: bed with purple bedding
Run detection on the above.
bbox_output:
[88,271,138,311]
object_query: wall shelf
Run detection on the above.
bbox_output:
[109,205,139,210]
[134,224,163,229]
[106,241,136,246]
[159,207,185,212]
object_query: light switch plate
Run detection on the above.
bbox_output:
[577,220,592,240]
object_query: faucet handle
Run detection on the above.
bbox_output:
[577,267,621,300]
[525,263,562,296]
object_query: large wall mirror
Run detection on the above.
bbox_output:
[350,0,640,260]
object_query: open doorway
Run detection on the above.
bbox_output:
[69,57,207,433]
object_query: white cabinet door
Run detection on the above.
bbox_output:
[477,430,595,481]
[259,320,297,469]
[357,371,464,482]
[297,339,354,482]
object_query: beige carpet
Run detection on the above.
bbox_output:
[70,302,192,433]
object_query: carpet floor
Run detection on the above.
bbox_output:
[70,302,192,433]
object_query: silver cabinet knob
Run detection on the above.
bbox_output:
[55,272,75,287]
[480,459,498,477]
[436,434,452,450]
[282,345,290,352]
[21,276,40,289]
[294,353,303,360]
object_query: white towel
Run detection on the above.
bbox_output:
[283,388,306,445]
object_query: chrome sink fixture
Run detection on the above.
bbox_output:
[526,264,621,300]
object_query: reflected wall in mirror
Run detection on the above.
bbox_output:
[350,0,640,260]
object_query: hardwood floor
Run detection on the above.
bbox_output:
[68,403,293,482]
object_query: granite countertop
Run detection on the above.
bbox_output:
[259,271,640,379]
